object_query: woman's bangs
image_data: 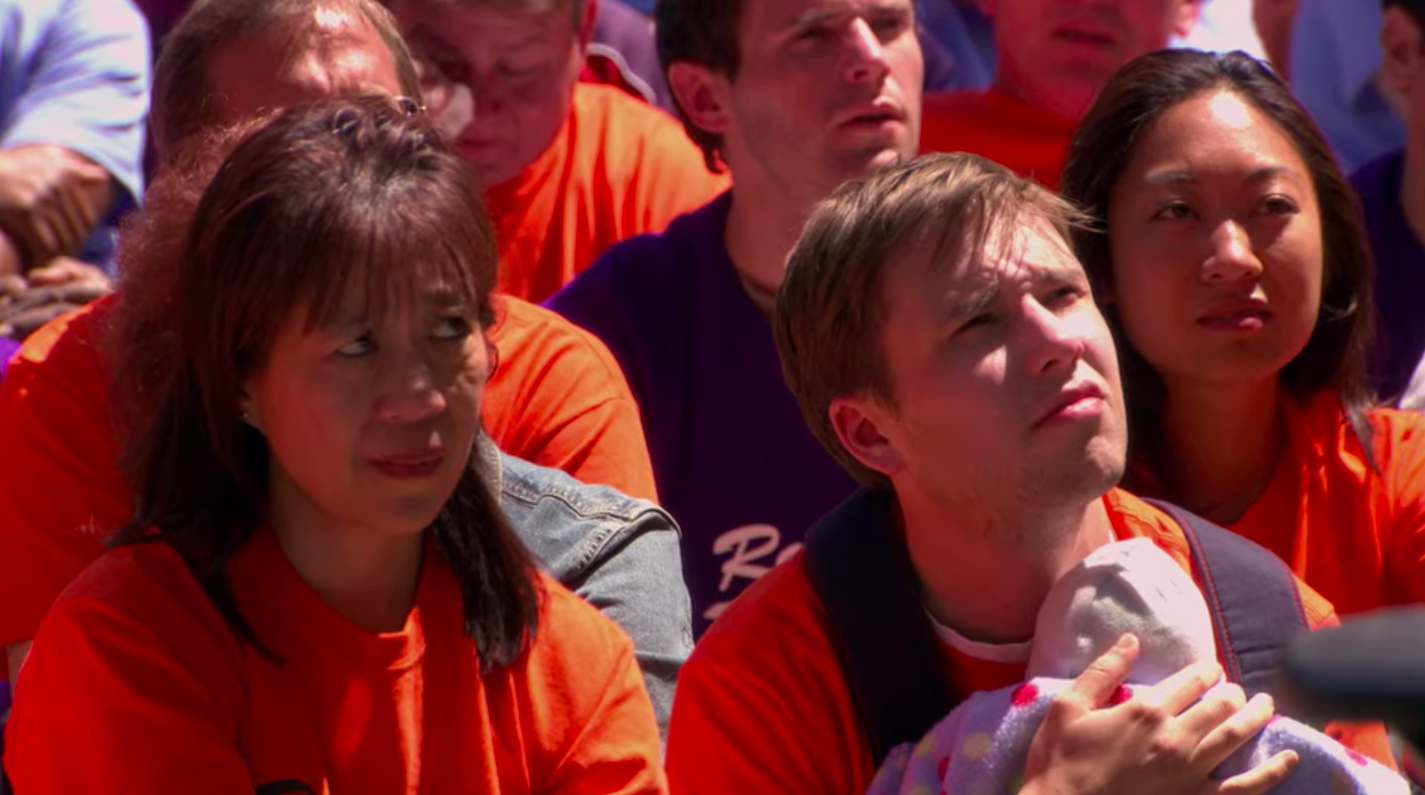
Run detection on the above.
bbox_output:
[299,186,492,334]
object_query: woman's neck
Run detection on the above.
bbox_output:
[268,475,424,632]
[1152,377,1286,526]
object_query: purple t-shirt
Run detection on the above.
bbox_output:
[547,192,859,635]
[1352,151,1425,400]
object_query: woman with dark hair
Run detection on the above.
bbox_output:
[4,95,667,793]
[1061,49,1425,620]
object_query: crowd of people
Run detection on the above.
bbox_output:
[0,0,1421,791]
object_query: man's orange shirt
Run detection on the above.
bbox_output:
[487,83,729,303]
[1129,390,1425,618]
[0,293,656,649]
[919,88,1078,190]
[6,528,667,793]
[664,489,1396,795]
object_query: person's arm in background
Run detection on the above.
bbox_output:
[496,446,690,740]
[0,302,134,686]
[0,0,150,281]
[550,504,690,742]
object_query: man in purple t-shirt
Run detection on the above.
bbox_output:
[547,0,924,633]
[1353,0,1425,402]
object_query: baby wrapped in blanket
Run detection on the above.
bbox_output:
[865,538,1407,795]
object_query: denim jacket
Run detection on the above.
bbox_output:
[479,437,692,739]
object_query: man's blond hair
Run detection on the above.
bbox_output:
[775,153,1091,488]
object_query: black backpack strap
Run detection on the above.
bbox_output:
[804,489,957,767]
[1146,499,1309,697]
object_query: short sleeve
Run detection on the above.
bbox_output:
[0,303,132,648]
[483,297,659,501]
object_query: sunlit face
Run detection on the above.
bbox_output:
[711,0,923,202]
[389,0,586,187]
[848,215,1126,518]
[988,0,1195,116]
[1105,90,1323,389]
[208,8,404,126]
[241,279,489,540]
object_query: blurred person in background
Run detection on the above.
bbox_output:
[1353,0,1425,402]
[0,0,149,355]
[1290,0,1406,174]
[919,0,1199,189]
[387,0,728,302]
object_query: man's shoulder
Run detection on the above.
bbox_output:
[1103,489,1193,565]
[10,298,111,375]
[46,540,219,637]
[921,88,996,117]
[571,82,698,152]
[693,550,834,666]
[1105,489,1337,629]
[568,82,728,199]
[548,194,727,323]
[921,88,1056,134]
[493,295,621,364]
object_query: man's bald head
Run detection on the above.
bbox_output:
[151,0,422,162]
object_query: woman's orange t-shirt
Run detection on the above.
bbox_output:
[664,489,1395,795]
[487,83,729,304]
[0,292,656,651]
[5,529,667,794]
[1127,389,1425,618]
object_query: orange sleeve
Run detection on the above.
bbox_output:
[484,297,658,501]
[0,303,131,648]
[1376,410,1425,605]
[665,558,876,795]
[526,587,668,795]
[5,593,252,792]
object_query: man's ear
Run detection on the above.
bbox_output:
[667,61,734,136]
[828,395,905,481]
[1381,7,1424,100]
[1171,0,1202,39]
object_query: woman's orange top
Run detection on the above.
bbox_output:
[6,528,668,794]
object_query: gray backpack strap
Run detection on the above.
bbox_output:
[1146,499,1309,696]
